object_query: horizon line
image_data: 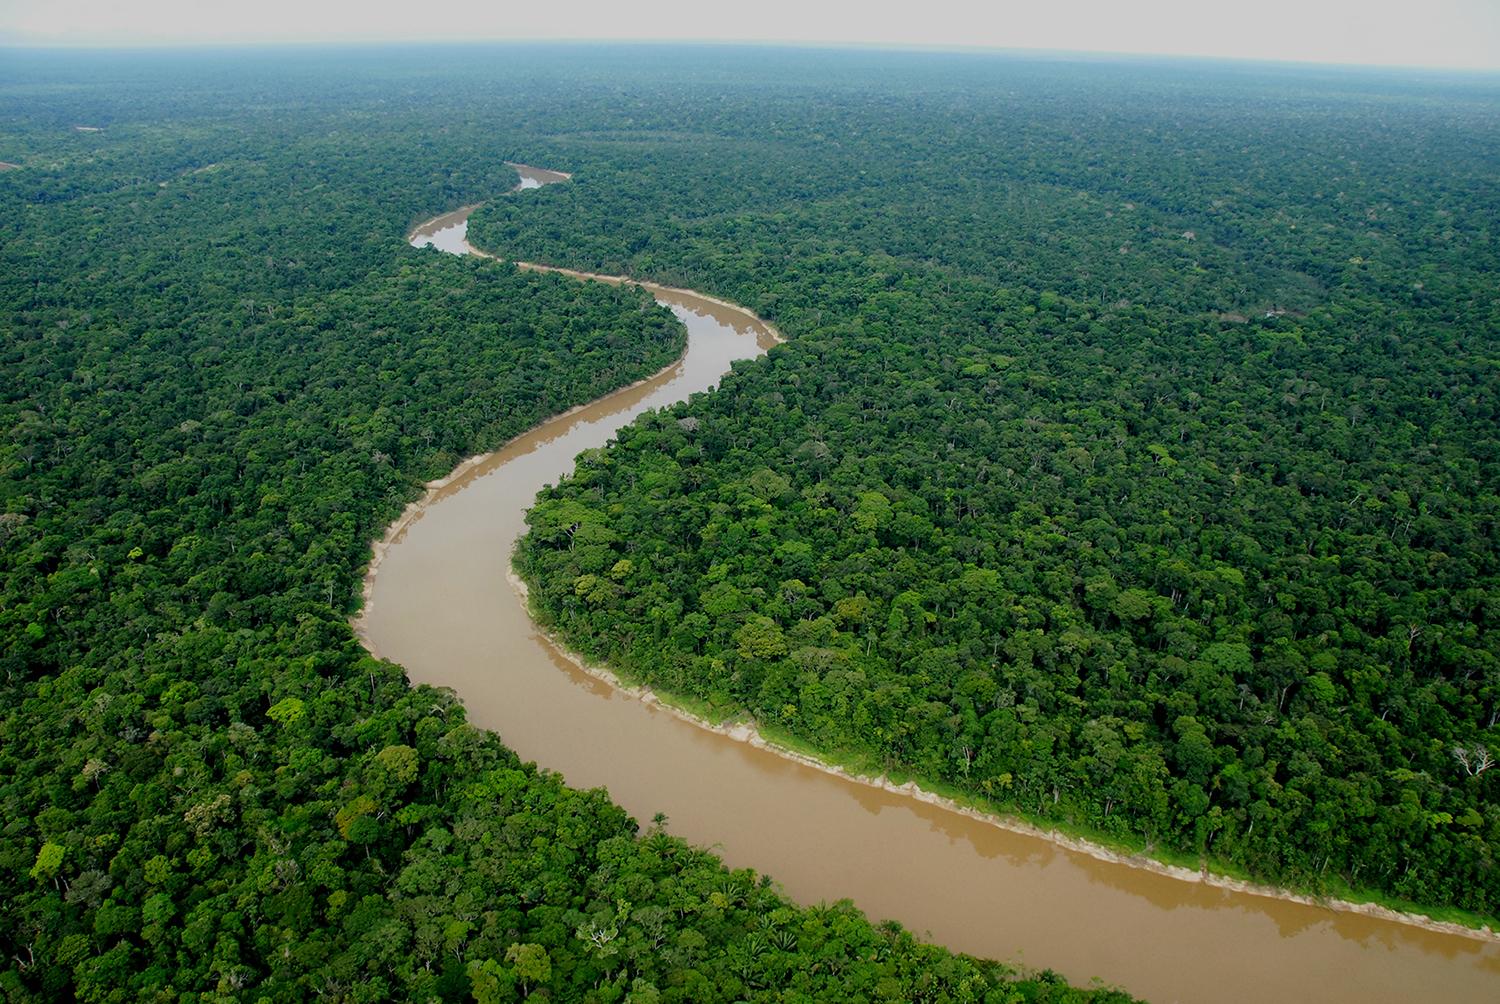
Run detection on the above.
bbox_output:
[1,36,1497,76]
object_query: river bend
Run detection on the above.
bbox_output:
[359,162,1500,1003]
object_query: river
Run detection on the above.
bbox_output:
[361,163,1500,1003]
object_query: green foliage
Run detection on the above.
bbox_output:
[0,46,1132,1003]
[502,49,1500,918]
[28,844,65,883]
[265,697,306,725]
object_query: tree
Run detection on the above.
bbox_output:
[504,943,551,996]
[1453,744,1495,778]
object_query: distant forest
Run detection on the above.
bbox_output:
[0,47,1156,1002]
[5,42,1500,1001]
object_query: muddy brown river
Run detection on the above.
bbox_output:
[363,164,1500,1003]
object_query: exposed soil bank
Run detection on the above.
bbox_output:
[518,577,1499,944]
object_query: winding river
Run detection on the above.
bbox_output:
[359,163,1500,1003]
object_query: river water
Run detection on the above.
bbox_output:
[363,165,1500,1003]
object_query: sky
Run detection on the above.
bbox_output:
[1,0,1497,71]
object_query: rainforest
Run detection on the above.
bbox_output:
[1,42,1498,1003]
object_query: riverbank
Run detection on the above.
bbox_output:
[354,349,691,655]
[507,563,1499,944]
[358,172,1500,1002]
[410,223,1498,942]
[445,178,1498,943]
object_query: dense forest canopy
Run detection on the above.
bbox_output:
[467,50,1500,915]
[0,47,1141,1003]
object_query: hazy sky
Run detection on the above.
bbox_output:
[2,0,1497,71]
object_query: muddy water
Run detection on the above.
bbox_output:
[365,168,1500,1003]
[408,163,569,254]
[407,203,482,255]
